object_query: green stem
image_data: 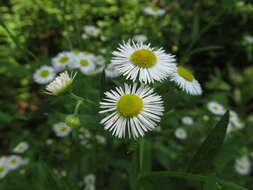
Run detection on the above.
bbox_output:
[69,92,97,106]
[0,19,38,61]
[139,171,248,190]
[139,137,144,173]
[73,100,83,115]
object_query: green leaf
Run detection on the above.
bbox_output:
[191,14,200,42]
[188,111,229,174]
[204,175,219,190]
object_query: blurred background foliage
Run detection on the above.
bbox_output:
[0,0,253,189]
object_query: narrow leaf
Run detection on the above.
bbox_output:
[100,70,106,100]
[188,111,229,174]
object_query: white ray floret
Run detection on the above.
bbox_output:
[99,83,164,139]
[45,71,76,95]
[170,66,202,95]
[33,65,56,84]
[111,40,176,83]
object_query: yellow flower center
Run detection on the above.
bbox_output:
[40,70,50,78]
[151,6,159,12]
[0,167,4,172]
[72,50,81,54]
[11,159,17,164]
[59,56,69,63]
[177,66,194,82]
[131,49,157,68]
[60,127,67,132]
[80,60,89,66]
[213,106,219,111]
[117,94,143,117]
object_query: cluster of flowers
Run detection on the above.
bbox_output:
[0,142,29,179]
[51,122,106,147]
[207,101,244,133]
[33,50,120,85]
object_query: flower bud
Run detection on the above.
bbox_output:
[65,114,81,128]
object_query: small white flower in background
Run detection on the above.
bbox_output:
[100,35,106,41]
[235,156,251,175]
[84,184,95,190]
[6,155,22,170]
[83,25,100,37]
[46,139,54,145]
[133,34,148,43]
[61,170,67,177]
[81,33,89,39]
[74,54,96,74]
[170,66,202,95]
[207,101,226,115]
[244,35,253,44]
[0,157,9,179]
[53,122,72,137]
[100,83,164,138]
[84,174,96,185]
[79,128,91,139]
[144,6,166,16]
[21,158,29,165]
[229,110,239,123]
[33,65,56,84]
[95,135,106,145]
[105,64,120,78]
[227,123,235,134]
[203,115,209,121]
[52,51,74,72]
[233,118,245,129]
[95,55,106,66]
[13,141,29,154]
[45,71,76,96]
[111,40,176,83]
[175,128,187,140]
[181,116,194,125]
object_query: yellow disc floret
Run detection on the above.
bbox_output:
[59,56,69,63]
[80,60,89,66]
[40,70,49,78]
[177,66,195,82]
[117,94,144,117]
[131,49,157,68]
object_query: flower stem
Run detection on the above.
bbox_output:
[69,92,97,106]
[74,100,83,115]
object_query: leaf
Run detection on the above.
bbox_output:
[189,45,223,56]
[191,14,200,42]
[100,70,106,100]
[204,175,219,190]
[187,111,229,174]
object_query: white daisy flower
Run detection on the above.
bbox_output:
[13,142,29,154]
[229,110,239,123]
[244,35,253,44]
[6,155,22,170]
[45,71,76,95]
[74,54,96,74]
[83,25,100,37]
[79,128,91,139]
[105,64,120,78]
[84,184,95,190]
[82,33,89,39]
[99,83,164,138]
[235,156,251,175]
[175,128,187,140]
[207,101,226,115]
[181,116,194,125]
[52,52,74,72]
[111,40,176,83]
[53,122,72,137]
[144,6,166,16]
[133,34,148,43]
[95,135,106,145]
[170,66,202,95]
[0,157,9,179]
[95,55,106,66]
[33,65,56,84]
[84,174,96,185]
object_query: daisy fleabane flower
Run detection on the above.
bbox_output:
[99,83,164,138]
[111,40,176,83]
[45,71,76,96]
[52,51,74,72]
[13,141,29,154]
[144,6,166,16]
[170,66,202,95]
[33,65,55,84]
[207,101,226,115]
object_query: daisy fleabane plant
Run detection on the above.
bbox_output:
[170,66,202,95]
[111,40,176,83]
[45,71,76,96]
[99,83,164,138]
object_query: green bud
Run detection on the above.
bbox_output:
[65,114,81,128]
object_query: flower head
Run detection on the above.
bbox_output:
[33,66,55,84]
[95,135,106,145]
[111,40,176,83]
[133,34,148,43]
[175,128,187,140]
[74,54,96,74]
[84,174,96,185]
[52,52,74,72]
[6,155,22,170]
[99,83,164,138]
[13,142,29,154]
[45,71,76,96]
[105,64,120,78]
[181,116,194,125]
[53,122,72,137]
[170,66,202,95]
[83,25,99,37]
[207,101,226,115]
[235,156,251,175]
[144,6,166,16]
[0,157,9,179]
